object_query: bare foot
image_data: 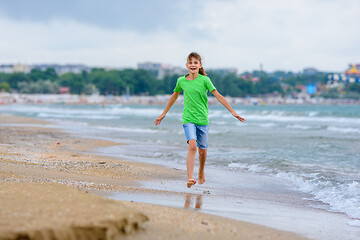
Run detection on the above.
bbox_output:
[187,179,196,188]
[198,171,205,185]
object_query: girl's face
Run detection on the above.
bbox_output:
[186,57,202,74]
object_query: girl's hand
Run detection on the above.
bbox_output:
[232,112,245,122]
[154,113,166,125]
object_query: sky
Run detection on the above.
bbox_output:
[0,0,359,73]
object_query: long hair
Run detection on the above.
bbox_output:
[187,52,207,76]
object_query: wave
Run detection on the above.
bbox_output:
[0,105,181,118]
[286,124,313,130]
[275,171,360,219]
[327,126,360,134]
[212,120,227,125]
[3,105,360,124]
[228,162,360,219]
[228,162,265,172]
[242,114,360,125]
[257,123,277,128]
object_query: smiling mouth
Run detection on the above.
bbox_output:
[190,67,197,71]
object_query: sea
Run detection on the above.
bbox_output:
[1,103,360,239]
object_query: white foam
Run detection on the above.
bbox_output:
[211,129,231,134]
[308,111,319,117]
[274,171,360,219]
[228,162,265,172]
[228,162,247,168]
[347,220,360,227]
[258,123,277,128]
[286,124,312,130]
[1,105,181,119]
[227,162,360,220]
[327,126,360,134]
[212,120,227,125]
[244,113,360,125]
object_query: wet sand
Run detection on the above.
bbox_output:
[0,114,308,240]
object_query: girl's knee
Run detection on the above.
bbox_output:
[198,148,207,157]
[188,139,197,152]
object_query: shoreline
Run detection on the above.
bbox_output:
[1,92,359,105]
[0,114,308,240]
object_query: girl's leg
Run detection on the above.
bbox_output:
[198,148,207,184]
[187,139,197,188]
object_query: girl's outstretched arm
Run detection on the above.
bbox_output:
[154,91,180,125]
[211,90,245,122]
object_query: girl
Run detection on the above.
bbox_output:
[154,52,245,188]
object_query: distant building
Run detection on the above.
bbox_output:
[251,77,260,82]
[0,64,31,73]
[31,64,90,75]
[13,64,30,73]
[0,63,90,75]
[327,63,360,87]
[157,64,173,79]
[59,87,70,94]
[306,84,316,94]
[0,64,14,73]
[239,73,260,82]
[303,67,318,75]
[344,64,360,76]
[295,85,307,92]
[138,62,187,78]
[171,67,188,76]
[137,62,162,72]
[240,73,252,81]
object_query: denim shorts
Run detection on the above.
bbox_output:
[183,123,209,149]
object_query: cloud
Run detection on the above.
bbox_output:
[190,0,360,72]
[0,0,198,32]
[0,17,187,67]
[0,0,358,72]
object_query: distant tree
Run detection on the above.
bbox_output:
[207,71,222,92]
[0,73,7,83]
[40,80,59,93]
[348,83,360,93]
[343,91,360,99]
[320,88,340,98]
[7,72,29,88]
[0,65,347,97]
[57,73,85,94]
[89,70,124,95]
[0,82,11,92]
[29,69,45,82]
[115,69,157,95]
[44,68,58,81]
[161,74,181,94]
[222,73,242,96]
[18,80,59,94]
[83,83,99,95]
[82,70,89,84]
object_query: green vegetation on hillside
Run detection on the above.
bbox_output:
[0,68,358,98]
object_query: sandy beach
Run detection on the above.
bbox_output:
[0,114,308,240]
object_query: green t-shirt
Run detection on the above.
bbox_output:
[174,74,216,125]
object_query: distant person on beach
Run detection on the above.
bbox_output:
[154,52,245,188]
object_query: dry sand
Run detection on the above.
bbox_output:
[0,182,147,240]
[0,114,308,240]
